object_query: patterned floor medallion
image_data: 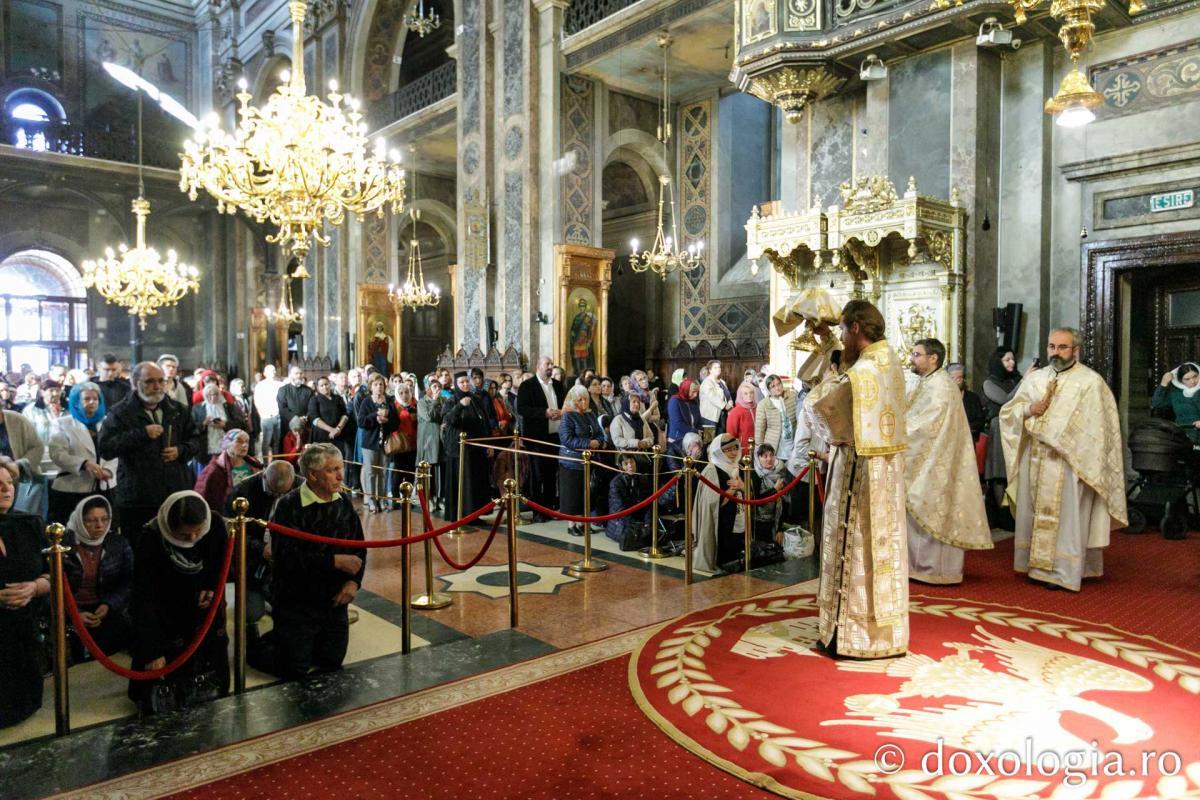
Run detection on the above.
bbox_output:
[630,595,1200,800]
[438,561,580,598]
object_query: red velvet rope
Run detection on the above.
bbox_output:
[695,465,809,506]
[523,473,680,524]
[63,534,235,681]
[264,500,496,548]
[815,468,826,505]
[419,492,505,571]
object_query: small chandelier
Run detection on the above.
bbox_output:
[179,0,406,262]
[268,267,305,325]
[405,0,441,37]
[628,33,703,281]
[82,84,199,330]
[389,208,440,309]
[1044,60,1102,127]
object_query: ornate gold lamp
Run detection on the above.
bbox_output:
[268,269,305,326]
[179,0,406,263]
[628,33,703,280]
[405,0,441,37]
[389,208,441,309]
[82,85,199,330]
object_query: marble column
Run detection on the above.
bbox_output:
[494,0,537,354]
[455,0,491,353]
[535,0,570,360]
[858,78,889,179]
[949,41,1002,377]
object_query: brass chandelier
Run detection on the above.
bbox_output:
[389,208,441,309]
[268,267,305,325]
[1008,0,1139,126]
[405,0,441,37]
[628,33,703,281]
[82,85,199,330]
[179,0,406,263]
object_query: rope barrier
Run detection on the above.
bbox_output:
[63,535,235,681]
[815,467,826,505]
[465,440,628,474]
[695,465,809,507]
[523,473,680,524]
[419,491,505,571]
[262,500,496,548]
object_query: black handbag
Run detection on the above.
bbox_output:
[720,541,785,574]
[619,520,651,551]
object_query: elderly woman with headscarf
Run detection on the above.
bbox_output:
[981,347,1023,498]
[63,495,133,660]
[128,490,229,713]
[195,429,261,512]
[667,378,701,448]
[725,382,757,452]
[609,392,660,465]
[0,457,50,728]
[1153,362,1200,445]
[692,434,747,573]
[192,382,248,471]
[48,382,116,524]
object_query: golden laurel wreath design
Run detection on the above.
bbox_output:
[649,597,1200,800]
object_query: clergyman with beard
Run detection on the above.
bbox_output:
[998,328,1128,592]
[98,361,204,539]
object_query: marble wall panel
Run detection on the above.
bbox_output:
[808,94,853,209]
[502,0,525,118]
[888,49,952,197]
[460,0,481,136]
[325,226,341,361]
[561,75,596,245]
[503,172,524,348]
[608,90,659,138]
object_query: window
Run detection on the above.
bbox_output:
[0,250,89,375]
[4,88,65,153]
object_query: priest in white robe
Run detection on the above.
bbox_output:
[810,300,908,659]
[904,338,993,584]
[1000,328,1128,591]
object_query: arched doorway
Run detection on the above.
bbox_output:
[0,249,89,374]
[398,218,453,373]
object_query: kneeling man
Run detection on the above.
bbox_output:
[904,339,992,584]
[268,443,365,677]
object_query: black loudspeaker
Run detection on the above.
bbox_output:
[993,303,1023,354]
[486,316,498,350]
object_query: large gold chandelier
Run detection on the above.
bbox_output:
[179,0,406,262]
[82,87,199,330]
[389,208,440,309]
[628,33,703,280]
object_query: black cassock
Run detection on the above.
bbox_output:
[442,390,492,518]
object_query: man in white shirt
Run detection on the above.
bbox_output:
[254,364,284,458]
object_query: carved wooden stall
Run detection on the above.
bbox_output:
[435,345,527,383]
[746,176,968,377]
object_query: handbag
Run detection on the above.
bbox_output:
[383,430,409,455]
[720,540,785,574]
[619,520,651,551]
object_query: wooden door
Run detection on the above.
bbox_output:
[1155,279,1200,379]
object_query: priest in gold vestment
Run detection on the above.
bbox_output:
[1000,328,1128,591]
[810,300,908,659]
[904,339,992,585]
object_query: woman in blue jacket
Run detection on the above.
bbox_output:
[558,385,606,536]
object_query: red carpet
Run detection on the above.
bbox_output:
[923,531,1200,650]
[165,653,776,799]
[630,593,1200,800]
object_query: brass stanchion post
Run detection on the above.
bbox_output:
[44,523,70,736]
[741,450,754,575]
[453,431,467,538]
[567,450,607,574]
[411,461,451,609]
[504,478,520,628]
[641,445,666,560]
[512,433,522,515]
[807,449,818,537]
[399,482,414,654]
[231,497,250,694]
[683,457,694,586]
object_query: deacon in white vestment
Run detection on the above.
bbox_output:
[1000,328,1128,591]
[903,339,992,584]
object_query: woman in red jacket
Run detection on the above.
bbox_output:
[724,382,757,453]
[389,382,419,502]
[195,429,261,511]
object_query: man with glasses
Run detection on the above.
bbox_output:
[98,361,204,539]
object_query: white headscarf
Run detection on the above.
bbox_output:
[67,494,112,547]
[1172,363,1200,399]
[156,490,212,550]
[707,433,741,476]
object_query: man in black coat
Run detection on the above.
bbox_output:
[276,365,314,438]
[515,355,566,519]
[947,363,988,441]
[225,460,303,637]
[441,372,492,519]
[95,353,132,410]
[265,444,365,679]
[97,361,204,539]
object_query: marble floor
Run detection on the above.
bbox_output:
[0,499,818,800]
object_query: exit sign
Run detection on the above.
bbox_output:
[1151,189,1195,213]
